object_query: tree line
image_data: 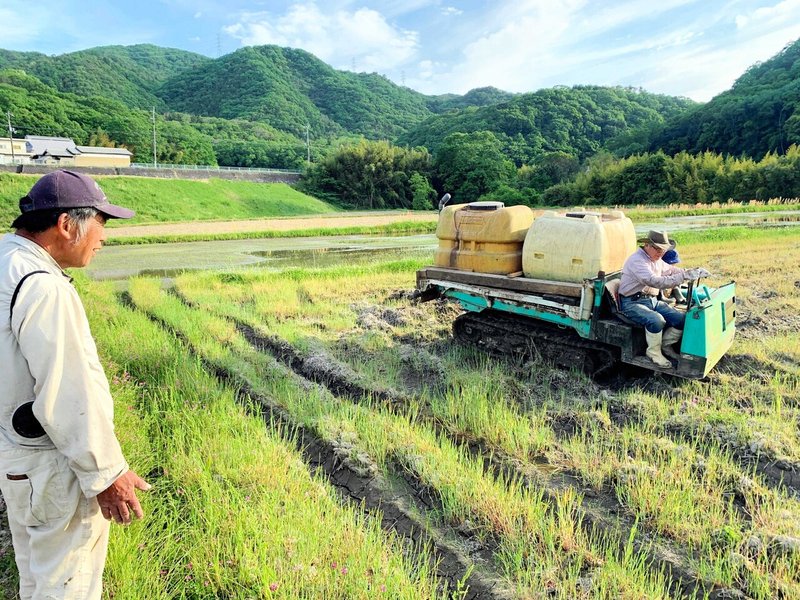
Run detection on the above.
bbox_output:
[300,135,800,210]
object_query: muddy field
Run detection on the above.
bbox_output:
[112,227,798,598]
[2,229,798,599]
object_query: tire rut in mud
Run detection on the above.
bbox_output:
[233,316,737,599]
[120,293,511,600]
[597,394,800,500]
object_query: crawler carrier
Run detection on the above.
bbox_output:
[416,202,736,379]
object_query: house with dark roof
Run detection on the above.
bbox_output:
[23,136,132,167]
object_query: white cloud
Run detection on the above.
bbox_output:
[441,7,463,17]
[194,11,203,19]
[414,0,585,93]
[409,0,800,99]
[642,20,800,100]
[224,2,419,72]
[0,5,51,47]
[749,0,800,25]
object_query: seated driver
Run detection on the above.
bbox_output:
[618,230,709,368]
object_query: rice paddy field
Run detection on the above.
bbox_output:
[1,224,799,599]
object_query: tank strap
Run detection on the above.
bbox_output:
[9,270,48,323]
[8,270,50,439]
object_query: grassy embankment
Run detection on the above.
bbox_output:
[162,227,799,599]
[0,172,437,243]
[0,173,337,226]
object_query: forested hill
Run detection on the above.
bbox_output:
[399,86,697,164]
[427,87,517,113]
[0,45,210,110]
[158,45,433,139]
[0,44,515,142]
[644,39,800,159]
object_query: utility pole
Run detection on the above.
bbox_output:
[151,107,157,168]
[6,111,16,163]
[305,124,310,165]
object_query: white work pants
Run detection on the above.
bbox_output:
[0,447,109,600]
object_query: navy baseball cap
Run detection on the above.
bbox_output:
[19,170,134,219]
[662,249,680,264]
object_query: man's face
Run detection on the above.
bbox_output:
[643,243,666,261]
[62,213,108,268]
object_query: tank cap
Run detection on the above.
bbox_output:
[465,201,504,211]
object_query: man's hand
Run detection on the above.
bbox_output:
[96,470,151,525]
[684,267,711,281]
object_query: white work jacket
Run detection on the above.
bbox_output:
[0,233,128,498]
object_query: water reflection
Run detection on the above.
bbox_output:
[254,246,433,268]
[87,235,435,280]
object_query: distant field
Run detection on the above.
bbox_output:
[0,173,337,227]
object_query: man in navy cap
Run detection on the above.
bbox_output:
[0,170,150,599]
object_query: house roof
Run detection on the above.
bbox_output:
[25,136,78,158]
[24,136,132,158]
[75,146,132,156]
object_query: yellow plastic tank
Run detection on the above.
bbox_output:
[435,202,536,274]
[522,210,636,282]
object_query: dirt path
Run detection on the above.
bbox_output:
[107,212,437,239]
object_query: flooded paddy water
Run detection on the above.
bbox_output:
[88,209,800,280]
[87,233,436,280]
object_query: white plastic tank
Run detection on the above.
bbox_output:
[522,210,636,282]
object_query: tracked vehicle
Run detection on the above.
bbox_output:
[416,202,736,379]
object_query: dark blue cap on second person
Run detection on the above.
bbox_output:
[662,249,680,264]
[19,170,135,219]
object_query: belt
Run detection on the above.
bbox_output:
[621,292,655,301]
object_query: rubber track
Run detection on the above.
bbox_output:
[453,311,618,378]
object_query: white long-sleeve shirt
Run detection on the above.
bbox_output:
[0,233,128,497]
[618,247,686,297]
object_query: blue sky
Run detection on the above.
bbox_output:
[2,0,800,101]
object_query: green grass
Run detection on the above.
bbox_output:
[130,275,678,599]
[672,224,800,245]
[0,173,337,227]
[80,277,448,600]
[621,199,799,221]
